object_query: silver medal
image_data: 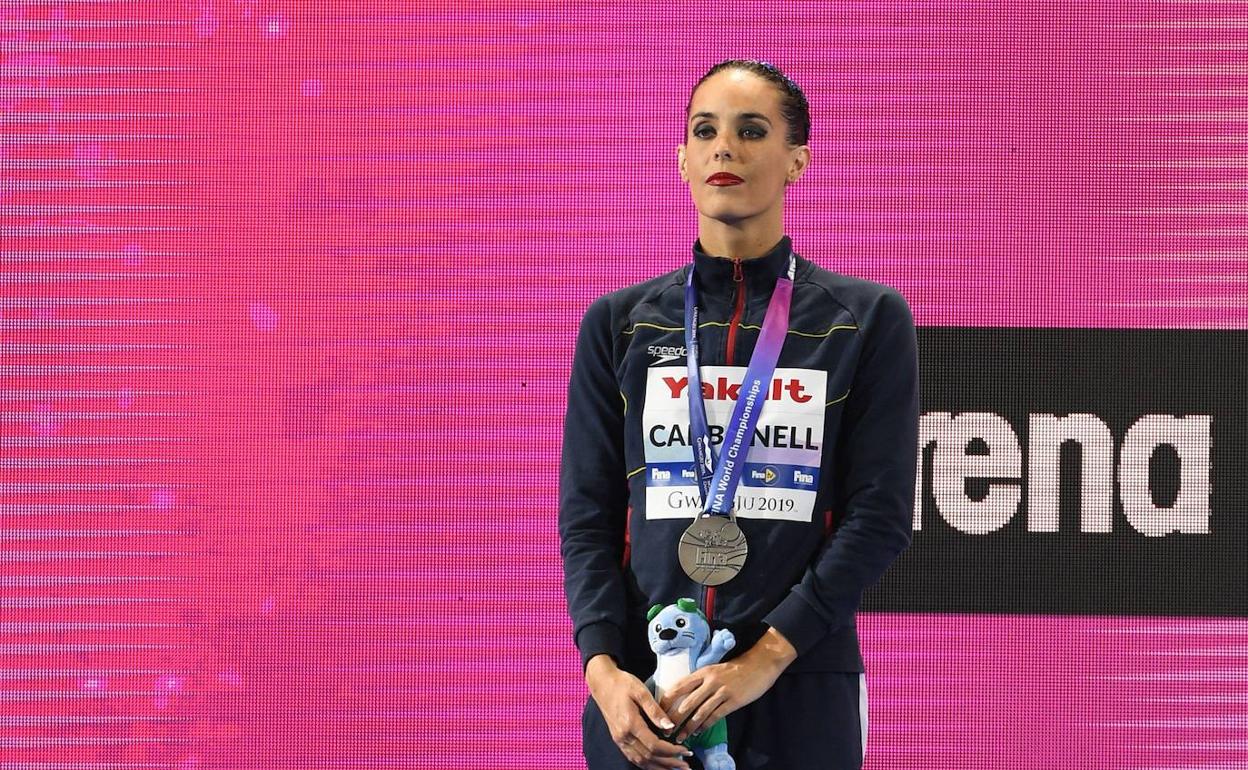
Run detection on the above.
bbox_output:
[678,514,748,586]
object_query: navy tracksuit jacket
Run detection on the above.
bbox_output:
[559,235,919,767]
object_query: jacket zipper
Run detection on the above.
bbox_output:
[702,257,746,622]
[724,258,745,369]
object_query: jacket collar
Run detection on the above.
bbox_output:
[691,235,793,300]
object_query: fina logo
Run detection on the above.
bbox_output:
[749,466,780,486]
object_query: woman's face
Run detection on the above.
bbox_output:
[678,69,810,227]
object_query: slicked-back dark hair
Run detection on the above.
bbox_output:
[684,59,811,147]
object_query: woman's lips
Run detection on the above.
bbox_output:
[706,172,744,186]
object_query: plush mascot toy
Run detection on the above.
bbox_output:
[645,598,737,770]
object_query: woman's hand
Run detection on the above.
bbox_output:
[585,654,694,770]
[658,627,798,742]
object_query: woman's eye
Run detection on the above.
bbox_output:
[693,124,764,139]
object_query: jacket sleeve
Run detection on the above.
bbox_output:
[558,295,632,671]
[762,288,919,656]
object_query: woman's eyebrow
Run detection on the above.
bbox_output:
[688,111,773,125]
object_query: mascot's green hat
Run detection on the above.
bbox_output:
[647,597,707,623]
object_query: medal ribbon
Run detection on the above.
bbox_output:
[684,252,796,516]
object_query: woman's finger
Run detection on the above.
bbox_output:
[657,672,703,712]
[633,687,677,733]
[667,678,714,726]
[676,688,730,742]
[633,720,692,760]
[626,725,691,770]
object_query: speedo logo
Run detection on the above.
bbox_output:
[647,344,687,366]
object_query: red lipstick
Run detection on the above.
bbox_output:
[706,172,744,186]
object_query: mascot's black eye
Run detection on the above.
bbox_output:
[654,623,662,633]
[675,618,686,628]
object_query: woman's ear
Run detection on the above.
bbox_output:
[787,144,812,183]
[677,144,688,183]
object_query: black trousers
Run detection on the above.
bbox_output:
[582,670,867,770]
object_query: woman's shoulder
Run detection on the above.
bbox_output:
[602,263,687,303]
[589,264,687,317]
[575,264,687,337]
[797,253,913,317]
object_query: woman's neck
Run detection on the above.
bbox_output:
[696,209,785,260]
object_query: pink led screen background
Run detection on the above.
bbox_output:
[2,2,1246,769]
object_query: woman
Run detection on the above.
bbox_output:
[559,60,919,770]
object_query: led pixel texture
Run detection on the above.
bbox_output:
[1,2,1245,768]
